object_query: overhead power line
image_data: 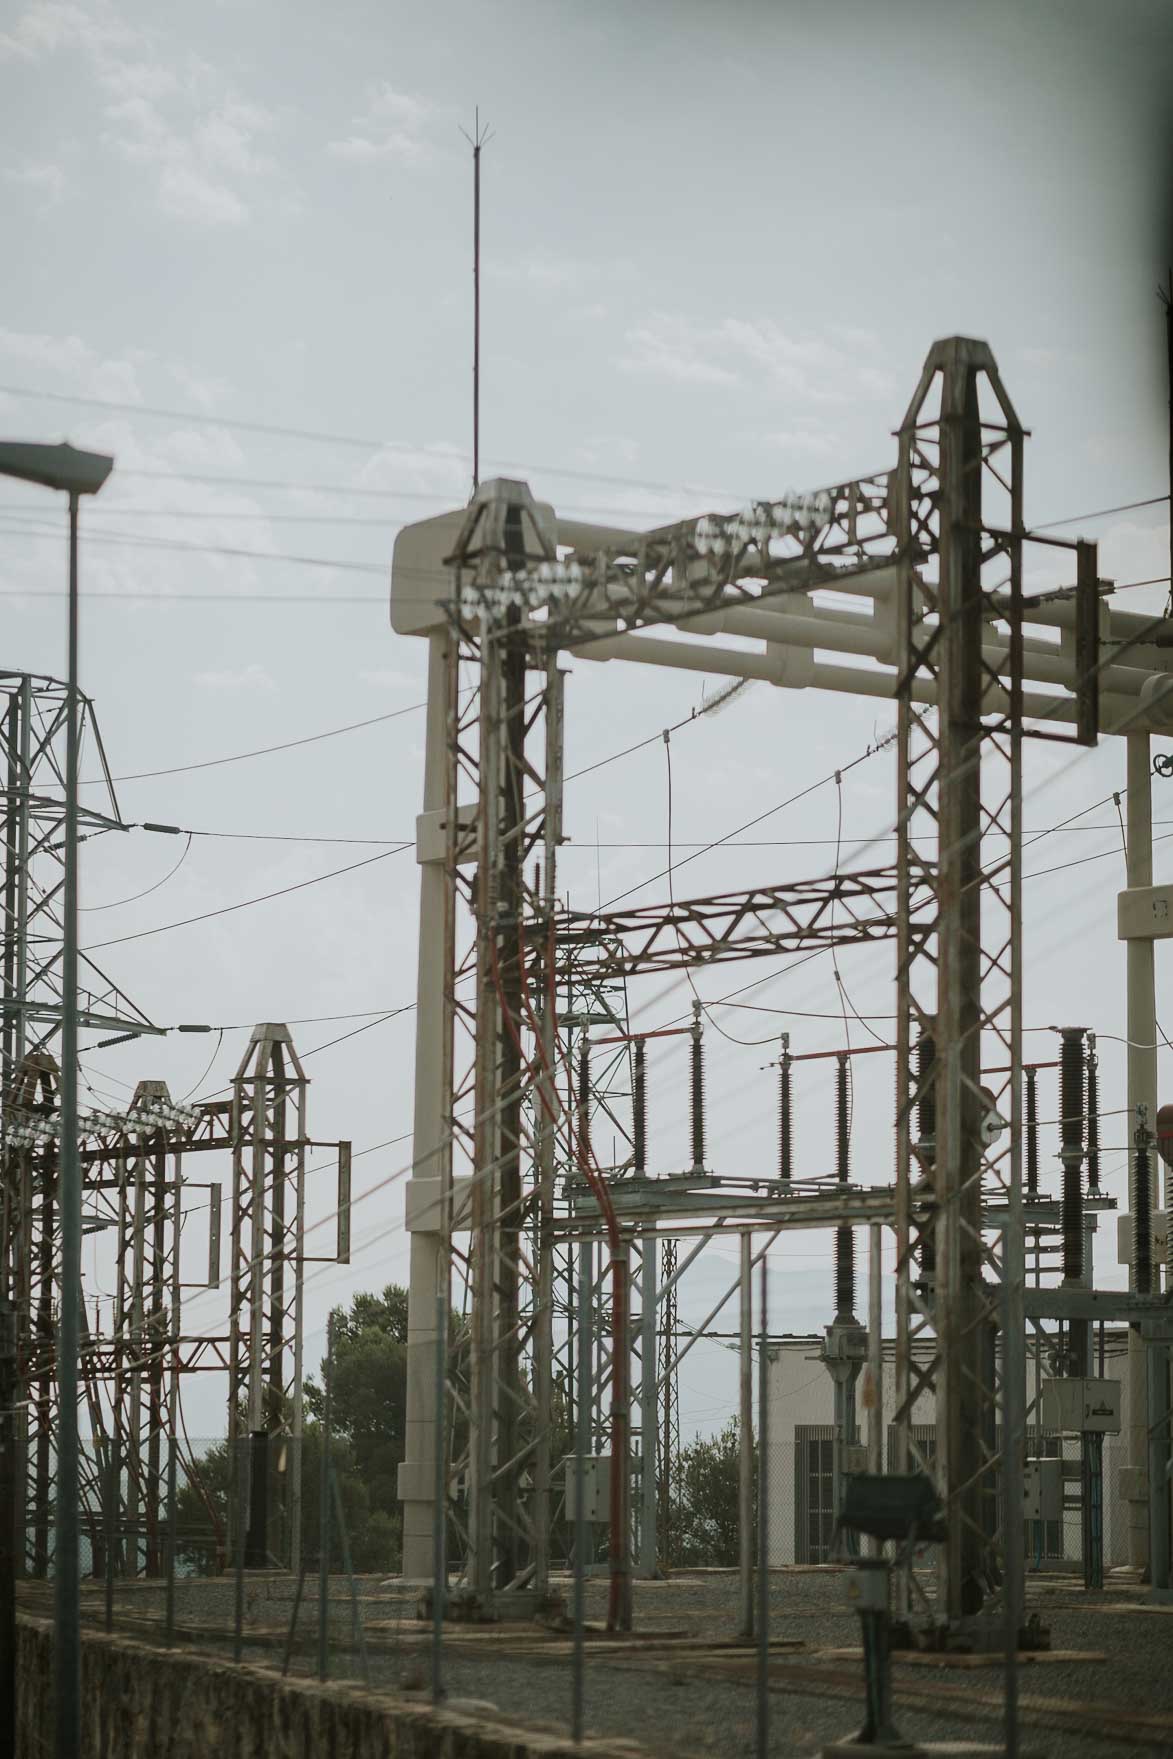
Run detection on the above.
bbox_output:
[83,843,412,952]
[0,517,388,575]
[0,495,684,526]
[86,699,428,784]
[1031,494,1169,531]
[4,490,1166,532]
[0,380,742,498]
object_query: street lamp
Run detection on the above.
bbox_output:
[0,439,113,1759]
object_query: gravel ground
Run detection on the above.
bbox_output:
[44,1566,1173,1757]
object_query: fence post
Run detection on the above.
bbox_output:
[572,1239,592,1744]
[163,1433,179,1647]
[317,1310,334,1683]
[330,1466,369,1684]
[739,1234,754,1639]
[233,1435,250,1664]
[756,1250,769,1759]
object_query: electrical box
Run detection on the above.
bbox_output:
[845,1561,890,1611]
[1116,1210,1168,1265]
[1023,1458,1063,1522]
[1117,883,1173,941]
[1040,1377,1122,1435]
[842,1444,869,1476]
[1118,1466,1146,1503]
[562,1454,612,1524]
[404,1174,473,1234]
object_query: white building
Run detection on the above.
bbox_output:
[767,1330,1131,1568]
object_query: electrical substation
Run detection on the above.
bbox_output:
[4,333,1173,1759]
[385,331,1173,1747]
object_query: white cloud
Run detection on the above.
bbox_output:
[167,362,232,414]
[489,252,601,294]
[192,663,275,692]
[2,5,279,226]
[759,421,839,457]
[103,86,275,226]
[327,84,441,166]
[619,315,740,387]
[4,159,67,202]
[155,159,249,227]
[353,443,468,500]
[0,2,135,64]
[360,666,423,690]
[0,326,144,403]
[619,312,895,404]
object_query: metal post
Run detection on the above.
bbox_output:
[472,116,481,491]
[281,1565,308,1676]
[54,491,82,1759]
[1148,1342,1171,1593]
[1002,1225,1025,1759]
[867,1226,883,1469]
[431,1289,446,1703]
[0,1298,16,1759]
[232,1436,248,1663]
[867,1225,884,1564]
[163,1432,178,1646]
[1126,732,1156,1572]
[639,1224,658,1578]
[534,678,562,1599]
[289,1132,306,1579]
[318,1310,333,1682]
[400,631,453,1579]
[609,1240,633,1632]
[103,1453,115,1632]
[756,1251,769,1759]
[1083,1430,1104,1593]
[164,1170,181,1644]
[572,1240,591,1744]
[739,1234,754,1638]
[330,1467,369,1683]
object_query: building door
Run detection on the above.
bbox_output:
[794,1426,836,1563]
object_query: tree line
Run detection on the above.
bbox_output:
[176,1283,747,1574]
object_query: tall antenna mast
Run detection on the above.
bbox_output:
[461,109,493,493]
[1161,270,1172,616]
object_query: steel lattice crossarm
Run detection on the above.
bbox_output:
[443,472,898,652]
[554,865,931,978]
[2,672,162,1076]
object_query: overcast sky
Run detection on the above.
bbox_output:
[2,0,1171,1441]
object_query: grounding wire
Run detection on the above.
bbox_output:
[79,831,193,910]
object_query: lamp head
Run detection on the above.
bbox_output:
[0,439,114,496]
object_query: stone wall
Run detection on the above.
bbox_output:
[16,1617,641,1759]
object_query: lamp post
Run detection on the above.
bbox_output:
[0,440,113,1759]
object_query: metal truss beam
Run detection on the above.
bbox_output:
[395,334,1138,1617]
[557,866,926,978]
[446,473,897,652]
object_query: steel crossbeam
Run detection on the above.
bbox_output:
[447,473,897,652]
[556,867,925,978]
